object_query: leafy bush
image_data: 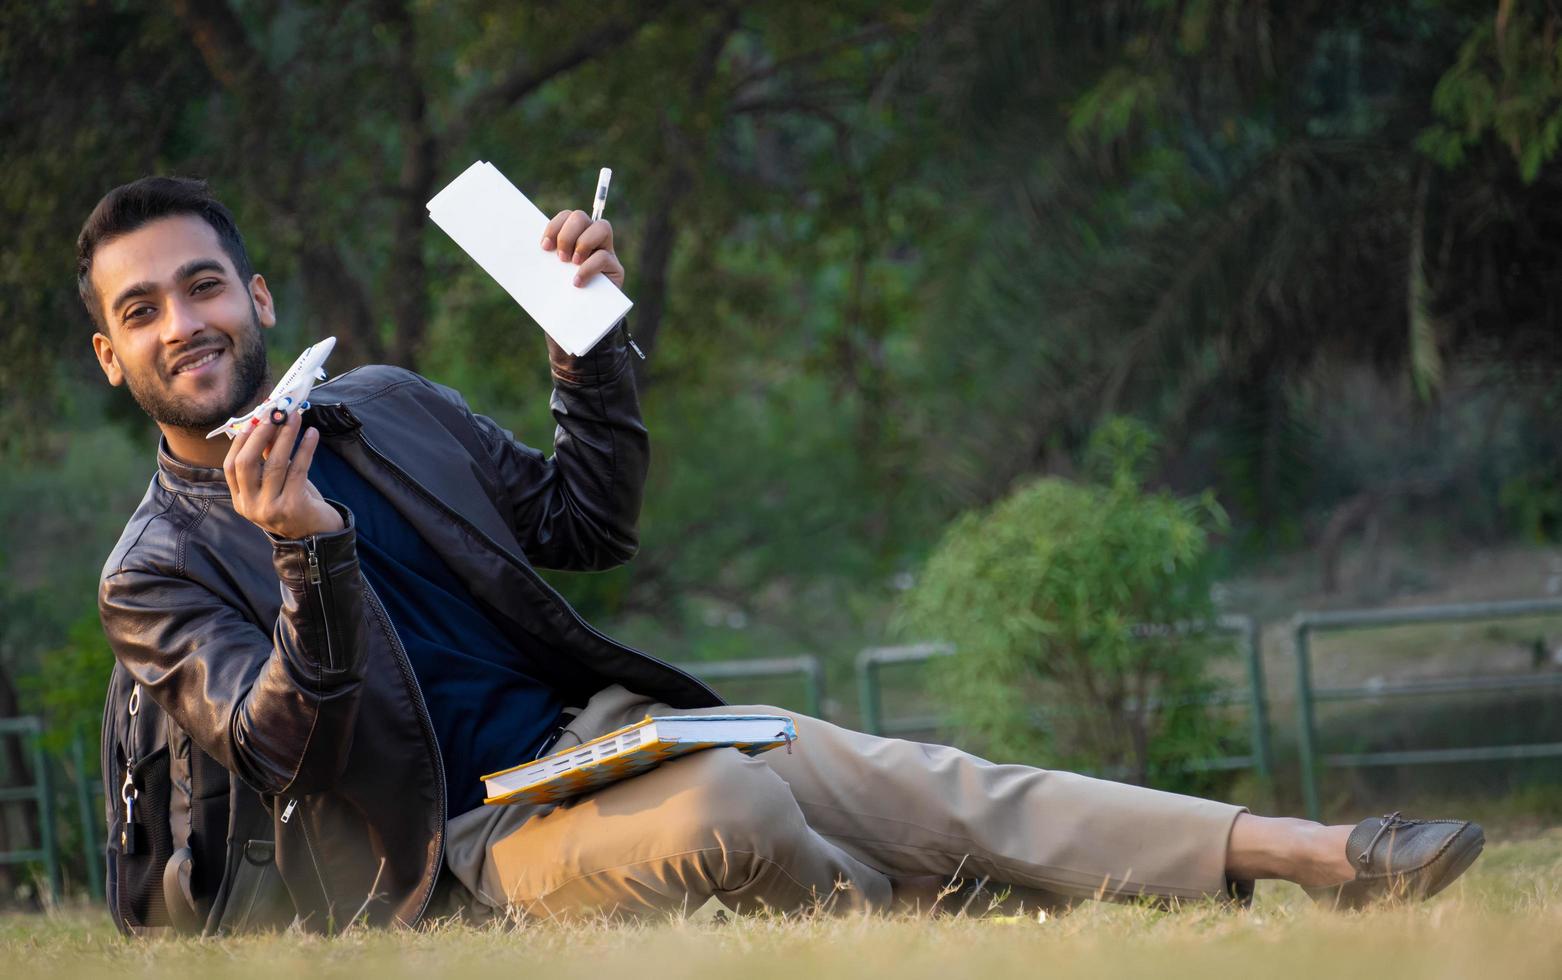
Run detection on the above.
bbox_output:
[896,419,1230,785]
[1500,468,1562,543]
[23,611,115,755]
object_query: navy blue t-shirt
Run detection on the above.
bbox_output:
[307,444,565,814]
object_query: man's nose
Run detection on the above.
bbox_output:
[160,294,207,344]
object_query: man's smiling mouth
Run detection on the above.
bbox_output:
[172,348,223,375]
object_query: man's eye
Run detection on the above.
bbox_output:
[192,279,220,294]
[125,305,154,322]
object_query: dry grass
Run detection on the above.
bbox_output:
[4,827,1559,980]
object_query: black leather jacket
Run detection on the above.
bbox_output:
[98,333,721,931]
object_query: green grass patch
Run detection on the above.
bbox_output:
[4,830,1560,979]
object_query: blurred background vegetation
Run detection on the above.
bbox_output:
[3,0,1562,902]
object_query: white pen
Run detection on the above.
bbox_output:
[586,165,642,360]
[590,167,612,222]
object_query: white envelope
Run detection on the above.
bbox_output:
[428,161,633,356]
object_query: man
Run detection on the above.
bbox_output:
[84,176,1482,934]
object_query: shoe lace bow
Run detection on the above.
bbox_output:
[1358,810,1415,867]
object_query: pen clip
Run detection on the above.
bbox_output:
[620,320,646,360]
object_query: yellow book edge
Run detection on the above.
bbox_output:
[479,714,795,806]
[479,714,657,784]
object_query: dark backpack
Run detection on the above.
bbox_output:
[102,663,293,935]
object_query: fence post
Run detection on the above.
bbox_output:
[71,726,103,902]
[799,658,825,719]
[855,652,882,736]
[1235,615,1273,781]
[30,724,62,902]
[1294,618,1321,821]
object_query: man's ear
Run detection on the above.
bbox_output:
[92,331,124,387]
[249,273,277,330]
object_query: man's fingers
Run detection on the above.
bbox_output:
[553,210,591,263]
[281,426,321,500]
[223,426,252,501]
[220,414,337,539]
[541,210,572,251]
[236,415,278,464]
[572,250,624,288]
[233,415,280,499]
[570,220,613,264]
[259,411,303,499]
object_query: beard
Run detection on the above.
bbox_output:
[124,306,270,431]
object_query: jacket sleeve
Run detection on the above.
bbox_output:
[458,324,650,572]
[98,511,370,798]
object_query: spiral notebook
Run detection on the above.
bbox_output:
[481,714,798,806]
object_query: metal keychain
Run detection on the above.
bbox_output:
[121,683,141,854]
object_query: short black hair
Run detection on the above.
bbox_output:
[76,176,256,329]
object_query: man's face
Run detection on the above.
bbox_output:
[89,215,274,432]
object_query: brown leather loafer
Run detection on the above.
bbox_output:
[1309,812,1485,910]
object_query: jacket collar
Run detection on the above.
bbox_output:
[157,437,227,497]
[155,394,363,498]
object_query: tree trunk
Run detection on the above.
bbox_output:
[378,0,437,368]
[628,160,691,382]
[625,9,739,388]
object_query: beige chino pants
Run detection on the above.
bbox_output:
[443,684,1248,919]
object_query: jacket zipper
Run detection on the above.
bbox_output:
[303,535,342,671]
[274,794,334,925]
[101,669,121,850]
[353,432,721,704]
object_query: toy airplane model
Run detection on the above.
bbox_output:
[206,336,337,439]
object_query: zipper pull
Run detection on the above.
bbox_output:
[120,764,139,855]
[280,798,297,824]
[305,537,321,585]
[121,682,141,854]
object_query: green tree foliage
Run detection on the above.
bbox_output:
[1419,2,1562,182]
[895,420,1231,784]
[0,414,147,718]
[23,613,115,755]
[887,1,1562,546]
[2,0,1561,769]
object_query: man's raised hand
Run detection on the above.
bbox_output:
[540,210,625,289]
[222,411,344,540]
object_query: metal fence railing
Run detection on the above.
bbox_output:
[0,716,60,900]
[853,616,1275,780]
[854,642,955,739]
[0,720,104,903]
[1293,597,1562,820]
[678,655,825,718]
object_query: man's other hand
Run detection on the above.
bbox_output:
[541,210,625,289]
[223,410,345,540]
